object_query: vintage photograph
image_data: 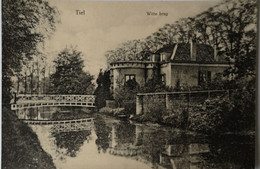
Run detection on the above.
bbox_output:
[2,0,257,168]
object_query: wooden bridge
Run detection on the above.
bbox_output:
[24,118,94,133]
[11,94,95,110]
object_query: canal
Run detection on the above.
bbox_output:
[16,107,254,169]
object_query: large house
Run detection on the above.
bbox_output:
[109,41,231,93]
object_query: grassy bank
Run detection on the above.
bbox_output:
[2,106,56,169]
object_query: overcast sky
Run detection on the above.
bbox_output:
[44,0,220,78]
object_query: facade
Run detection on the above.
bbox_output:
[109,41,232,93]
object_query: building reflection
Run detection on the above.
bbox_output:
[103,121,216,169]
[159,144,211,169]
[108,124,142,157]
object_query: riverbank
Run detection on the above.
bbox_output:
[97,107,255,138]
[2,106,56,169]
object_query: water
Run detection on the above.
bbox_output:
[16,107,255,169]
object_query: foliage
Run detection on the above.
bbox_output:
[145,0,257,61]
[114,79,139,114]
[99,107,125,116]
[163,101,189,128]
[2,0,59,104]
[94,70,112,109]
[189,81,255,134]
[50,47,94,94]
[2,107,56,169]
[226,78,256,131]
[53,130,91,157]
[105,40,152,64]
[141,95,165,123]
[189,96,234,134]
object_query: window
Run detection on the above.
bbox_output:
[198,71,211,85]
[161,74,166,85]
[125,74,135,82]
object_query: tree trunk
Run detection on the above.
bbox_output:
[24,71,27,94]
[30,72,33,95]
[43,73,46,94]
[16,76,20,94]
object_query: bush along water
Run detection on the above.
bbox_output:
[188,89,255,135]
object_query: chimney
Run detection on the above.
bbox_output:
[190,39,196,61]
[214,45,218,62]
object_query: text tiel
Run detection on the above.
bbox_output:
[76,10,86,15]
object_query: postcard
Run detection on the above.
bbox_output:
[2,0,257,168]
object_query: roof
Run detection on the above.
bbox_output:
[155,43,219,63]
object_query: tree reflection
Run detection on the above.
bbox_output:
[114,122,136,145]
[94,117,111,153]
[52,130,91,157]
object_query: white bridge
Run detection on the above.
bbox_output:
[11,94,95,110]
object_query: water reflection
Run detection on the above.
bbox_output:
[16,107,59,120]
[93,114,254,169]
[18,107,254,169]
[16,107,90,121]
[94,117,111,153]
[52,130,92,157]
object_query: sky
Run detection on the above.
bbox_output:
[44,0,220,78]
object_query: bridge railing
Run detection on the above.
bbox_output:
[11,94,96,110]
[16,94,95,103]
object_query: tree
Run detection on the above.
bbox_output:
[2,0,59,104]
[94,70,112,109]
[105,40,152,63]
[50,47,94,94]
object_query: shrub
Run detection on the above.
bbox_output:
[188,96,234,134]
[162,108,189,128]
[141,95,165,123]
[99,107,125,116]
[113,79,138,114]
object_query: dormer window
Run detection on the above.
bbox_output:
[160,54,166,61]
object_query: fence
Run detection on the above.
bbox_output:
[136,90,229,115]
